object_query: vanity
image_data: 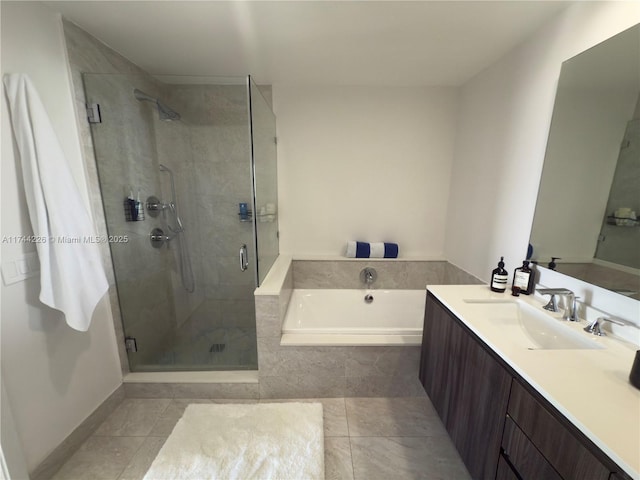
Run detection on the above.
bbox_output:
[419,285,639,480]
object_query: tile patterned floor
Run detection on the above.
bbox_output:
[51,396,471,480]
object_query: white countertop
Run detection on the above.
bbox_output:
[428,285,640,480]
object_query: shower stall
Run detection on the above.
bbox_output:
[83,74,278,372]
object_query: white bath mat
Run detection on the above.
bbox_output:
[143,403,324,480]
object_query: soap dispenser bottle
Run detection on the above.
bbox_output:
[490,257,508,293]
[512,260,534,295]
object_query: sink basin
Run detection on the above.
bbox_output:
[463,299,604,350]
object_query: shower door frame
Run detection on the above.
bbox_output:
[247,75,261,288]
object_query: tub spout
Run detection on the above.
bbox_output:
[360,267,377,285]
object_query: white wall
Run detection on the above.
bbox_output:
[1,2,122,472]
[273,85,457,258]
[1,380,29,480]
[445,2,640,283]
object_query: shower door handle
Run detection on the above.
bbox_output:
[239,244,249,272]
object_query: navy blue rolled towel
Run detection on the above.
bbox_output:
[346,241,399,258]
[356,241,370,258]
[384,242,399,258]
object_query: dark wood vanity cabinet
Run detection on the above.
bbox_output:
[504,380,611,480]
[498,416,562,480]
[419,292,512,479]
[419,292,631,480]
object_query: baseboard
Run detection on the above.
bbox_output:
[30,385,125,480]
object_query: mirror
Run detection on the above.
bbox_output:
[530,24,640,301]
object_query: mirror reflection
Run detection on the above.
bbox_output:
[530,24,640,300]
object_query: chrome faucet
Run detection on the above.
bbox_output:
[583,316,626,336]
[536,288,579,321]
[537,288,563,312]
[360,267,377,286]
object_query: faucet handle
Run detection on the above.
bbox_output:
[543,294,559,312]
[537,288,573,295]
[584,317,605,336]
[583,316,626,336]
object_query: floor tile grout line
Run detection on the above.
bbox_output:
[148,398,175,434]
[347,431,357,480]
[342,398,359,480]
[344,397,352,437]
[113,435,148,480]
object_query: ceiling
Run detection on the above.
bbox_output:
[45,1,574,86]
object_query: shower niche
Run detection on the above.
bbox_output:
[83,74,278,372]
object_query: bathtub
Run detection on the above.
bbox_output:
[280,289,426,346]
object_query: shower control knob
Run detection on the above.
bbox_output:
[149,228,167,248]
[146,195,165,217]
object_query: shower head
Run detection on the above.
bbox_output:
[156,101,181,122]
[133,88,180,121]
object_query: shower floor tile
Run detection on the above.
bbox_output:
[134,299,258,371]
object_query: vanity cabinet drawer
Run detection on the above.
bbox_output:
[496,455,520,480]
[610,472,634,480]
[501,416,562,480]
[508,380,610,480]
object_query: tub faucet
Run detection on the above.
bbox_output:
[360,267,377,286]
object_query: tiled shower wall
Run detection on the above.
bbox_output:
[255,260,482,399]
[151,115,203,329]
[160,85,256,303]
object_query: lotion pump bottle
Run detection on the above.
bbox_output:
[490,257,508,293]
[512,260,534,295]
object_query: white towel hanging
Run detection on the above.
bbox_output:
[3,73,108,331]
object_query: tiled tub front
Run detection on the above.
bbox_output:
[255,258,481,398]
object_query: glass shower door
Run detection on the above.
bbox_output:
[83,73,260,372]
[249,77,279,284]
